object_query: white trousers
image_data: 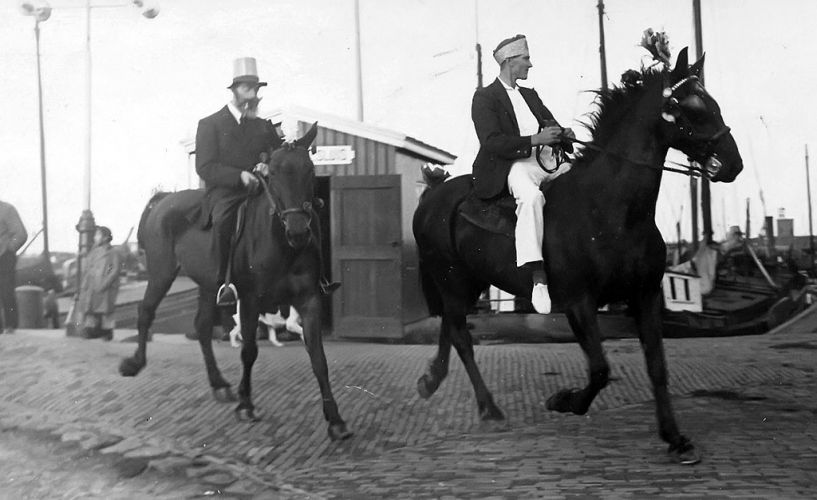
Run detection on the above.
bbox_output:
[507,161,547,267]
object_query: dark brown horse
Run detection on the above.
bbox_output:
[119,123,351,440]
[413,48,743,464]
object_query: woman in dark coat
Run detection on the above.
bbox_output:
[78,226,121,340]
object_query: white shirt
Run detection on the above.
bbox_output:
[499,76,552,170]
[227,101,243,124]
[499,77,540,137]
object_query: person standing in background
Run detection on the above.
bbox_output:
[78,226,121,340]
[0,199,28,334]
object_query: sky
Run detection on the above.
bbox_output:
[2,0,816,253]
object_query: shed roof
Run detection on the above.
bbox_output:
[267,105,457,165]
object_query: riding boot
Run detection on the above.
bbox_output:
[214,216,238,308]
[310,207,341,295]
[99,329,114,342]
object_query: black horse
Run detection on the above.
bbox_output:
[413,48,743,464]
[119,123,351,441]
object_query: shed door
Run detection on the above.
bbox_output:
[331,175,402,338]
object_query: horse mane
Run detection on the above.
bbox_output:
[574,67,665,164]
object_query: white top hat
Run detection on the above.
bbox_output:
[228,57,267,89]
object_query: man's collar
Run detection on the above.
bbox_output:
[498,75,516,90]
[226,101,242,124]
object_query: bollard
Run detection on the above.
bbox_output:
[15,285,44,328]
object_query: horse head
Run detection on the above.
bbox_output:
[266,121,319,249]
[659,47,743,182]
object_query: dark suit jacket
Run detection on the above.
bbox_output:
[195,105,283,210]
[0,201,27,257]
[471,78,571,199]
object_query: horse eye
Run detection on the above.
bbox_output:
[679,94,707,114]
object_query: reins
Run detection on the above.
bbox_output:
[562,135,706,178]
[537,72,731,179]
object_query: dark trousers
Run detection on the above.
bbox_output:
[211,191,247,284]
[0,251,18,330]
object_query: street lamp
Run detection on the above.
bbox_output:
[68,0,159,336]
[77,0,161,258]
[20,1,52,256]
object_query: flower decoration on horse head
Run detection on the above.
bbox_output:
[640,28,672,68]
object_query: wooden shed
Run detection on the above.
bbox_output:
[187,106,456,340]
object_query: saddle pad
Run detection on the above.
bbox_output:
[458,193,517,239]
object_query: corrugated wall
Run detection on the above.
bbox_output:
[298,120,396,177]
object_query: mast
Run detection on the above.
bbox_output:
[475,0,483,89]
[353,0,364,121]
[693,0,713,245]
[597,0,608,90]
[806,144,815,274]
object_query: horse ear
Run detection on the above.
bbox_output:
[672,47,689,80]
[295,121,319,149]
[689,52,705,78]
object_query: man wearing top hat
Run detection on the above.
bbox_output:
[195,57,283,307]
[471,34,576,315]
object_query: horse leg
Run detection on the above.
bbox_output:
[446,299,504,421]
[119,266,177,377]
[235,295,261,421]
[416,316,452,399]
[633,290,699,465]
[195,290,234,402]
[546,296,610,415]
[299,293,351,440]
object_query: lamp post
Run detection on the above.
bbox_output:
[78,0,160,259]
[67,0,159,336]
[20,1,52,256]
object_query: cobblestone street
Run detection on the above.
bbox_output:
[1,308,816,498]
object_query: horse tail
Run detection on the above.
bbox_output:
[419,165,450,200]
[137,192,171,250]
[418,256,444,316]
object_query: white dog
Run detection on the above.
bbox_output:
[229,302,304,348]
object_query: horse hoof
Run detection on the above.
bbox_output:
[234,405,261,423]
[119,358,143,377]
[479,403,505,421]
[212,386,236,403]
[668,438,701,465]
[328,422,353,441]
[546,388,585,415]
[416,374,437,399]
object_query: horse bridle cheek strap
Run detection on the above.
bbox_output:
[254,172,313,227]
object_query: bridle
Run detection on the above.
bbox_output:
[253,146,314,232]
[536,74,730,179]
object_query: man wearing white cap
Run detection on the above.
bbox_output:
[471,34,576,314]
[195,57,282,307]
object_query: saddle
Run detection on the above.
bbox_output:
[458,191,517,239]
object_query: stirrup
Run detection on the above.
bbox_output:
[320,278,341,295]
[216,283,238,306]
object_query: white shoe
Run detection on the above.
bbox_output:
[531,283,552,314]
